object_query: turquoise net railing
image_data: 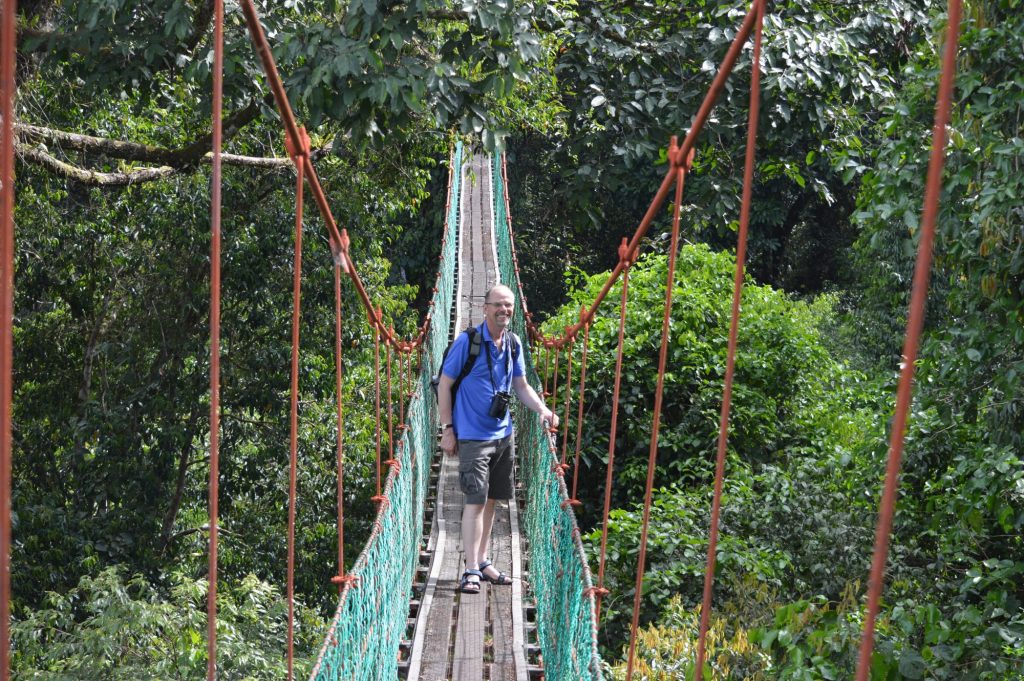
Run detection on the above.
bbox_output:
[492,154,604,680]
[308,142,463,680]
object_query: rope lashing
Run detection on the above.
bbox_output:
[570,307,591,503]
[559,333,575,466]
[595,238,633,622]
[205,0,224,677]
[625,139,694,681]
[855,1,962,677]
[693,3,763,678]
[284,123,311,681]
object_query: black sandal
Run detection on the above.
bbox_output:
[479,560,512,586]
[459,569,482,594]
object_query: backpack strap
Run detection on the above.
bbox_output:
[451,326,482,398]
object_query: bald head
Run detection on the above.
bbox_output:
[484,284,514,303]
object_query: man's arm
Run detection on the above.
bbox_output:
[438,374,457,456]
[512,376,559,429]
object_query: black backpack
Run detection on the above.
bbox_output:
[431,325,520,402]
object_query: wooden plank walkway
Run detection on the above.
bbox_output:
[406,153,529,681]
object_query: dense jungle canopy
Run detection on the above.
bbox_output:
[4,0,1022,677]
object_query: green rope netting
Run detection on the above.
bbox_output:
[492,154,604,680]
[308,146,601,680]
[308,143,462,681]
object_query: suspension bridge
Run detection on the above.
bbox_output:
[0,0,967,678]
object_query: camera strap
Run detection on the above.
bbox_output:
[483,327,514,394]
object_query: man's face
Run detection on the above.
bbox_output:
[484,287,515,333]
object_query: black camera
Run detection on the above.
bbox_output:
[488,391,511,418]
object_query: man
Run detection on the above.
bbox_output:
[437,284,558,594]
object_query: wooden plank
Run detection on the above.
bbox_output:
[453,579,488,680]
[489,502,516,681]
[410,449,463,680]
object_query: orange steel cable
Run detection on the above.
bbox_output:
[625,143,691,681]
[595,239,633,622]
[332,262,347,588]
[240,1,438,359]
[694,3,764,679]
[543,343,553,398]
[207,0,224,677]
[285,128,309,681]
[398,346,406,428]
[855,1,962,677]
[373,311,382,498]
[570,311,591,502]
[559,336,575,466]
[522,1,761,351]
[0,1,16,678]
[549,346,561,415]
[386,338,394,462]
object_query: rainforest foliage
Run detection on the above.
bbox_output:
[5,0,1022,676]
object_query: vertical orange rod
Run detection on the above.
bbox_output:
[334,263,346,586]
[543,342,553,398]
[855,1,962,677]
[595,239,632,622]
[0,1,16,678]
[694,3,763,679]
[207,0,224,677]
[559,336,574,466]
[549,346,561,417]
[386,337,394,461]
[286,153,306,681]
[570,313,591,501]
[398,346,406,428]
[373,311,382,497]
[625,154,686,681]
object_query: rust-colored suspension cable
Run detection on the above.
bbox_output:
[522,2,761,357]
[855,1,962,677]
[0,2,17,678]
[694,3,764,679]
[595,239,633,622]
[625,144,691,681]
[398,345,406,428]
[284,127,310,681]
[386,337,394,463]
[332,260,346,589]
[207,0,224,677]
[373,309,382,499]
[570,310,591,502]
[549,346,561,417]
[543,342,553,399]
[559,335,575,466]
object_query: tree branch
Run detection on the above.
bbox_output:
[17,142,331,185]
[19,144,179,185]
[16,96,265,166]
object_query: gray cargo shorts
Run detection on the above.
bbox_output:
[457,434,514,505]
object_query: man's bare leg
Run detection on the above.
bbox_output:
[462,502,486,572]
[478,498,497,566]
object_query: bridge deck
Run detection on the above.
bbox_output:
[406,153,529,681]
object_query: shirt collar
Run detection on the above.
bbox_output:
[480,322,504,345]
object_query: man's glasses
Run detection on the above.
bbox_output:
[486,302,514,309]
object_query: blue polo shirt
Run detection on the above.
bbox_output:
[442,323,525,440]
